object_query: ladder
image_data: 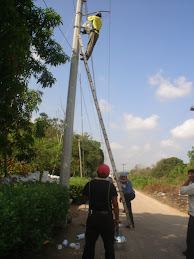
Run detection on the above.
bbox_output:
[78,34,133,228]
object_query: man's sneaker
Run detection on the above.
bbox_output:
[182,250,187,256]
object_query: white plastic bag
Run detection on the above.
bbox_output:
[82,21,92,32]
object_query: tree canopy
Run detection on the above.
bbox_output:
[188,147,194,165]
[0,0,69,175]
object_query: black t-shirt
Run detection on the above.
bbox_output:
[83,178,118,212]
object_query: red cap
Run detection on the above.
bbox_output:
[97,164,110,177]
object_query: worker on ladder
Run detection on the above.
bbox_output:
[119,172,135,228]
[80,12,102,61]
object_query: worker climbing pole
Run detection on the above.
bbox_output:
[80,11,102,61]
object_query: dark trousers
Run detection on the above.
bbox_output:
[124,193,135,226]
[186,215,194,259]
[85,31,99,60]
[82,213,115,259]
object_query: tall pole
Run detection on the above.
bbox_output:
[122,163,126,172]
[78,139,83,178]
[60,0,83,187]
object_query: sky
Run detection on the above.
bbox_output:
[31,0,194,172]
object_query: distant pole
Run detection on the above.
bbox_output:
[78,139,83,178]
[122,163,126,172]
[60,0,83,187]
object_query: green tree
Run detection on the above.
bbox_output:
[151,157,184,178]
[29,114,64,174]
[188,147,194,165]
[0,0,69,175]
[72,133,104,178]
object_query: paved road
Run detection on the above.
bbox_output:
[113,190,188,259]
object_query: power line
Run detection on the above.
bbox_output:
[42,0,72,49]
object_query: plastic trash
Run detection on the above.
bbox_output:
[69,243,76,248]
[62,239,68,247]
[76,233,85,240]
[57,244,63,250]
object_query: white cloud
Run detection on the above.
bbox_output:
[30,115,36,123]
[144,144,151,150]
[160,139,180,149]
[99,99,112,113]
[110,142,124,150]
[149,71,193,100]
[123,113,159,130]
[131,145,140,151]
[30,45,42,63]
[110,122,119,129]
[171,119,194,140]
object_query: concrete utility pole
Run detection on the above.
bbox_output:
[78,139,83,178]
[60,0,83,187]
[122,163,126,172]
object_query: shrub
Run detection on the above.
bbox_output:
[0,181,69,256]
[69,177,88,203]
[131,175,156,190]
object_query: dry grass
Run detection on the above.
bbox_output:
[142,182,188,213]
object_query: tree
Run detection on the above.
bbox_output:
[29,114,64,174]
[0,0,69,175]
[151,157,183,178]
[188,147,194,165]
[71,133,104,178]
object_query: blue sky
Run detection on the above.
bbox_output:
[31,0,194,172]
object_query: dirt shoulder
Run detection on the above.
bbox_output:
[143,184,188,214]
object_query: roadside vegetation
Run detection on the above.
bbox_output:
[129,153,194,213]
[130,155,194,190]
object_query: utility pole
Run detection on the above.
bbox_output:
[60,0,83,187]
[122,163,126,172]
[78,139,83,178]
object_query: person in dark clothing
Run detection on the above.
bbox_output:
[81,12,102,61]
[119,172,135,228]
[180,169,194,258]
[82,164,119,259]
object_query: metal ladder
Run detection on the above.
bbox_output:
[78,34,133,228]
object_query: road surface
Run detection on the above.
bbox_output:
[113,190,188,259]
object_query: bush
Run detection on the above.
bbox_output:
[0,181,69,256]
[131,175,156,190]
[69,177,88,203]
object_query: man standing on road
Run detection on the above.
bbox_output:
[180,169,194,259]
[82,164,119,259]
[119,172,135,228]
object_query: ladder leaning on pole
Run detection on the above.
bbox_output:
[78,34,133,228]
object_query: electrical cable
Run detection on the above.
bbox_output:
[42,0,72,50]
